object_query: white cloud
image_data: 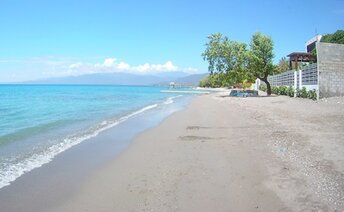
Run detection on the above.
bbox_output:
[117,62,130,70]
[131,61,178,73]
[0,56,200,82]
[103,58,117,67]
[69,62,83,69]
[67,58,198,75]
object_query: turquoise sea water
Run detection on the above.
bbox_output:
[0,85,187,189]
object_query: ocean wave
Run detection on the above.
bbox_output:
[163,95,182,105]
[0,119,69,146]
[0,103,158,189]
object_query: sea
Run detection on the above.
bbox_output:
[0,85,192,189]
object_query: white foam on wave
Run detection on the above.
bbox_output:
[0,103,158,189]
[163,95,182,105]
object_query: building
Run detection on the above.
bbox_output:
[305,35,322,53]
[287,52,312,70]
[169,82,176,88]
[285,35,322,70]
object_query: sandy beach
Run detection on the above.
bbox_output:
[1,91,343,212]
[1,1,343,211]
[46,91,343,211]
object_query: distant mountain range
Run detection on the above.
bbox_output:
[157,73,208,86]
[22,72,208,86]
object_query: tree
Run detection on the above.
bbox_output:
[198,73,235,88]
[276,57,289,73]
[202,32,275,94]
[199,75,213,87]
[202,33,250,86]
[321,30,344,44]
[247,32,275,95]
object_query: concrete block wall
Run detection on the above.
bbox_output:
[317,42,344,97]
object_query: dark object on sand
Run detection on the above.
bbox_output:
[245,90,258,97]
[229,90,258,97]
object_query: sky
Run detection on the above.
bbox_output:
[0,0,343,82]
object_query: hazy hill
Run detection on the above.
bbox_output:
[22,72,207,86]
[173,73,208,86]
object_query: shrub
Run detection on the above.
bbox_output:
[300,87,308,98]
[296,87,307,98]
[278,86,288,95]
[271,86,278,94]
[271,86,316,101]
[307,89,317,100]
[295,88,300,97]
[242,80,252,89]
[287,86,294,97]
[260,85,267,92]
[268,86,290,96]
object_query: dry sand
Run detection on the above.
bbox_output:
[52,91,344,212]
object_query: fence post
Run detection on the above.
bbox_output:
[299,70,302,89]
[255,78,260,91]
[294,71,297,97]
[316,62,320,100]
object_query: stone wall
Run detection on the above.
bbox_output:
[317,42,344,97]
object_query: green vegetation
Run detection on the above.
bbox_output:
[200,30,342,98]
[287,86,295,97]
[201,32,275,95]
[260,85,317,100]
[276,57,289,73]
[201,33,252,86]
[199,73,232,88]
[247,32,275,95]
[296,87,308,98]
[321,30,344,44]
[307,89,317,101]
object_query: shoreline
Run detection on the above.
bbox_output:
[0,94,193,211]
[49,91,287,211]
[0,85,190,190]
[53,92,344,211]
[1,91,343,211]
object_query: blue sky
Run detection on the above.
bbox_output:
[0,0,343,82]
